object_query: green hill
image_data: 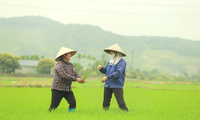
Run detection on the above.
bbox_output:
[0,16,200,74]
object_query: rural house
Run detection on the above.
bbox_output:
[15,60,39,74]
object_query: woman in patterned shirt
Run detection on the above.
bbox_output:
[49,47,85,112]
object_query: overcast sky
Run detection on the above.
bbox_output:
[0,0,200,41]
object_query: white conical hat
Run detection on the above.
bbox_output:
[104,44,126,57]
[55,47,77,61]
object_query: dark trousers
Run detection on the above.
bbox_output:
[103,87,128,111]
[49,89,76,111]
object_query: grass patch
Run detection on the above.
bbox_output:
[0,87,200,120]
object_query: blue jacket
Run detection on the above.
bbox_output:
[100,59,126,89]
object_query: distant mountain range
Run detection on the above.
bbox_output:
[0,16,200,74]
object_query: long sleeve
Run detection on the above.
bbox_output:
[107,60,126,79]
[55,62,76,81]
[99,62,109,74]
[74,69,81,78]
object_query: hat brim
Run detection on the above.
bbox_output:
[55,51,77,61]
[104,49,126,57]
[103,44,126,57]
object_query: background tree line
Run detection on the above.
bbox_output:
[20,55,45,60]
[1,52,200,81]
[126,67,200,81]
[0,52,108,76]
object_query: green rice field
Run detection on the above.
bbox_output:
[0,76,200,120]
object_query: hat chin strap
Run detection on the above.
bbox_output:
[64,54,70,61]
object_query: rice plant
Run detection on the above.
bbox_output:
[82,73,90,80]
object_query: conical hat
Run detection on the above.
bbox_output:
[104,44,126,57]
[55,47,77,61]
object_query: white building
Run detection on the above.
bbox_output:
[15,60,39,74]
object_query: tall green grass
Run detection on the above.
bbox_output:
[0,87,199,120]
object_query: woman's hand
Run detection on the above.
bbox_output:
[76,78,85,83]
[97,65,103,70]
[101,77,108,83]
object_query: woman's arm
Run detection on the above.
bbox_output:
[74,69,81,78]
[99,62,109,74]
[56,62,77,81]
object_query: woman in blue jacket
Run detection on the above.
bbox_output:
[97,44,129,111]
